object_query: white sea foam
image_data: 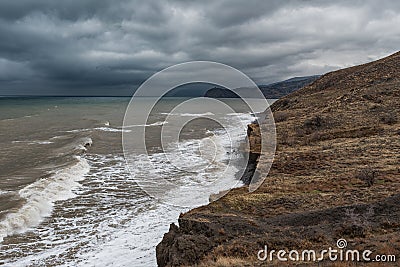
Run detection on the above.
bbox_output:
[22,114,39,118]
[66,126,133,133]
[75,203,182,267]
[2,112,252,266]
[0,114,39,123]
[161,112,215,117]
[94,127,131,133]
[163,117,246,206]
[76,114,249,265]
[12,140,54,145]
[180,112,215,116]
[50,135,70,140]
[1,118,15,122]
[74,137,93,152]
[65,128,91,133]
[0,156,90,243]
[122,121,168,128]
[0,190,11,196]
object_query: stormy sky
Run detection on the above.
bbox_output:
[0,0,399,96]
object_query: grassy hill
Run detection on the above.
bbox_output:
[157,52,400,266]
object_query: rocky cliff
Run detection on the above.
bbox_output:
[157,52,400,266]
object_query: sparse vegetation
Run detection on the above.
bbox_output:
[338,207,374,238]
[305,131,324,144]
[199,256,250,267]
[304,115,324,129]
[158,52,400,267]
[362,92,375,101]
[279,98,290,107]
[356,167,378,187]
[380,112,397,125]
[274,111,289,122]
[279,129,295,146]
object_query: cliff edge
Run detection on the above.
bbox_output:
[157,52,400,266]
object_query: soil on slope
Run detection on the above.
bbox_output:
[157,51,400,267]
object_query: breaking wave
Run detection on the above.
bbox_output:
[0,157,90,243]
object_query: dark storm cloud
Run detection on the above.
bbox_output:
[0,0,399,95]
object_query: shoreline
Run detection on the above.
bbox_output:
[155,51,400,267]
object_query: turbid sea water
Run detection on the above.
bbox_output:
[0,97,273,266]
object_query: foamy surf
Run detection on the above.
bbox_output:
[161,112,215,117]
[12,140,54,145]
[94,127,132,132]
[0,96,262,266]
[122,121,168,128]
[0,156,90,243]
[74,113,249,265]
[75,203,182,267]
[0,190,11,196]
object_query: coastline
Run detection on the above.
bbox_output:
[156,52,400,266]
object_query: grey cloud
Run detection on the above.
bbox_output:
[0,0,399,95]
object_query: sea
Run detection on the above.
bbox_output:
[0,97,272,266]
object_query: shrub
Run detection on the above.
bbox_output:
[356,168,378,187]
[280,130,295,146]
[274,111,289,122]
[307,132,324,143]
[303,115,324,129]
[338,207,374,238]
[362,93,375,101]
[280,99,290,107]
[380,112,397,125]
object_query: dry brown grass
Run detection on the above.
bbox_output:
[157,52,400,267]
[355,168,379,187]
[274,111,290,122]
[198,256,250,267]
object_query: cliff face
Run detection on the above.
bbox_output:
[157,52,400,266]
[204,75,319,99]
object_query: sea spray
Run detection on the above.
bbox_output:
[0,157,90,243]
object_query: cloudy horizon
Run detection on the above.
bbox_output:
[0,0,399,96]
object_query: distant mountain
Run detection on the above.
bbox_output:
[204,75,320,99]
[164,83,215,97]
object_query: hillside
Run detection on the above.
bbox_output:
[157,52,400,266]
[204,75,320,99]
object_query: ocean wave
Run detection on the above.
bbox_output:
[76,118,248,265]
[0,190,12,196]
[65,128,91,133]
[180,112,215,117]
[75,137,93,152]
[0,111,253,264]
[66,122,167,134]
[161,112,215,117]
[22,114,39,118]
[0,156,90,243]
[94,127,132,133]
[122,121,168,128]
[1,118,15,122]
[50,135,70,140]
[66,126,133,133]
[0,114,39,123]
[12,140,54,145]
